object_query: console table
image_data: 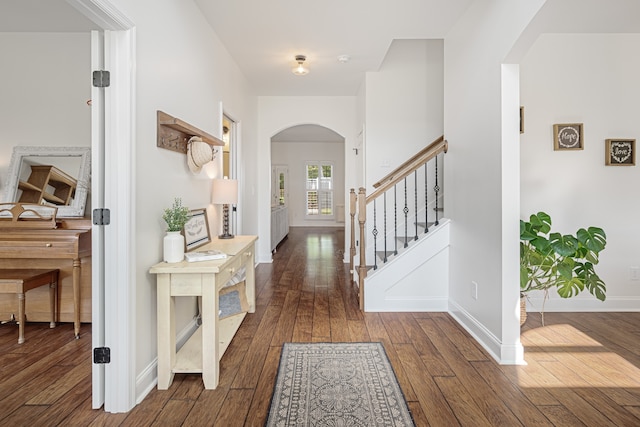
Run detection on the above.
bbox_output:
[0,224,91,338]
[149,235,257,390]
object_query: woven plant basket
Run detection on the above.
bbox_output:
[520,296,527,326]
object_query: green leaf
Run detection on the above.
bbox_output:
[557,258,574,279]
[529,212,551,234]
[530,236,552,253]
[549,233,579,257]
[585,274,607,301]
[556,277,584,298]
[577,227,607,252]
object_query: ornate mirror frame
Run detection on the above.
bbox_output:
[1,146,91,217]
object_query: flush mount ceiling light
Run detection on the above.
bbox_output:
[292,54,309,76]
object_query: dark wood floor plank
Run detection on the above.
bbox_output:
[26,359,92,405]
[245,345,281,426]
[434,375,497,426]
[150,398,195,427]
[312,286,330,340]
[472,360,553,426]
[538,405,587,426]
[214,388,254,427]
[403,314,454,377]
[231,304,281,389]
[179,387,228,427]
[269,290,300,347]
[34,378,94,427]
[423,317,524,426]
[291,290,313,342]
[394,343,460,426]
[0,364,69,421]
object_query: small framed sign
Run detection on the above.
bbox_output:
[553,123,584,150]
[183,208,211,251]
[605,139,635,166]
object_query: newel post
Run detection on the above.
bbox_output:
[357,187,367,310]
[349,189,357,284]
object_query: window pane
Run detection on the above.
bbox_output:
[307,165,318,180]
[319,192,332,215]
[306,191,318,215]
[279,173,285,205]
[321,165,332,178]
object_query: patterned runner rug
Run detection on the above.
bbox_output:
[266,342,415,426]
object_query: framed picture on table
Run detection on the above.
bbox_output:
[183,208,211,251]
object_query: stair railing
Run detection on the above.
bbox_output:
[349,136,448,310]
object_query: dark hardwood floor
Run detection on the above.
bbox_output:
[1,226,639,426]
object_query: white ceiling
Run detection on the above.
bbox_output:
[0,0,474,97]
[3,1,638,107]
[194,0,474,96]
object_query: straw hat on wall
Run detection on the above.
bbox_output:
[186,136,216,173]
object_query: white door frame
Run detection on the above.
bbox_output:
[68,0,136,413]
[220,104,242,235]
[90,28,106,410]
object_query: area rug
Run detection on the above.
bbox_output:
[266,342,415,426]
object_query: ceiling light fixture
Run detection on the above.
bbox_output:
[337,54,350,63]
[292,54,309,76]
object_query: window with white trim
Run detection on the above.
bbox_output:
[305,162,333,218]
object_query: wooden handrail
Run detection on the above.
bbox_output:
[366,137,447,204]
[372,135,445,189]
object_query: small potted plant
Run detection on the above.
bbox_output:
[162,197,189,262]
[520,211,607,325]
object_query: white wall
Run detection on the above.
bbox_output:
[257,96,358,262]
[272,141,345,227]
[108,0,258,398]
[444,0,545,363]
[364,39,443,189]
[520,34,640,311]
[0,33,91,191]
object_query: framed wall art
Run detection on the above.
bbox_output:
[605,139,635,166]
[183,208,211,251]
[553,123,584,150]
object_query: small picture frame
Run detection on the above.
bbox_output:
[183,208,211,251]
[553,123,584,150]
[605,139,635,166]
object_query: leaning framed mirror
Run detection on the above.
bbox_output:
[1,146,91,217]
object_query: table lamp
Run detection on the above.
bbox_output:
[211,178,238,239]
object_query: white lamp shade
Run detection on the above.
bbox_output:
[211,178,238,205]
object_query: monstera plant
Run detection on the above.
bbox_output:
[520,211,607,324]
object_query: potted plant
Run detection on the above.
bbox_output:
[520,211,607,325]
[162,197,189,263]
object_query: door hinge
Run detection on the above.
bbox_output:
[93,347,111,364]
[93,208,111,225]
[92,70,110,88]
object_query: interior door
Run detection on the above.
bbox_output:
[90,30,106,409]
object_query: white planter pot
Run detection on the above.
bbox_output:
[163,231,185,263]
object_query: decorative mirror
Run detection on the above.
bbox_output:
[1,146,91,217]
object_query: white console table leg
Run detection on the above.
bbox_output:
[201,273,219,389]
[156,274,175,389]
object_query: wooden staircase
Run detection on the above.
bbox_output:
[350,136,448,310]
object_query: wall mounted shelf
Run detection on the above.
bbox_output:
[157,110,224,154]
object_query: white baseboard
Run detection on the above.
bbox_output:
[448,300,525,365]
[525,296,640,312]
